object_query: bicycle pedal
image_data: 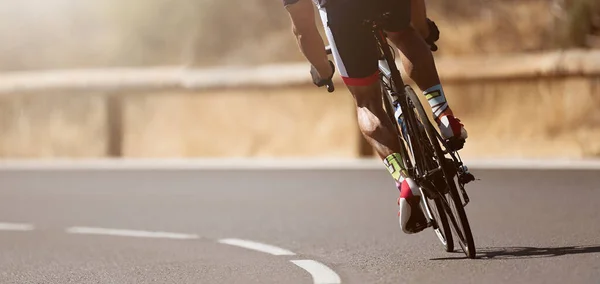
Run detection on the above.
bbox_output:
[412,220,431,233]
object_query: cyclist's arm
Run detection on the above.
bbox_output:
[411,0,429,39]
[284,0,332,79]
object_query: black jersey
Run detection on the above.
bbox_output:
[282,0,411,85]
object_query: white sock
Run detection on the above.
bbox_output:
[424,84,449,119]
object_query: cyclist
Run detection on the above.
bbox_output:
[282,0,467,234]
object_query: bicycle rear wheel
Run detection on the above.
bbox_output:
[405,86,476,259]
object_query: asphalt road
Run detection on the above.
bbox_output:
[0,166,599,283]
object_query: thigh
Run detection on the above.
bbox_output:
[317,2,380,85]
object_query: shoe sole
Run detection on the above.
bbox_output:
[402,196,429,234]
[446,137,466,151]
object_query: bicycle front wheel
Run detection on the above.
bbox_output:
[405,85,476,259]
[395,85,454,253]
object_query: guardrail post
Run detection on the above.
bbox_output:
[106,93,123,157]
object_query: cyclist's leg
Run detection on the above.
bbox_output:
[379,0,468,143]
[317,1,405,178]
[317,1,427,234]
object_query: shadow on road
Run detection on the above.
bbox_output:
[431,245,600,260]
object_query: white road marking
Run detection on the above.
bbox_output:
[0,223,34,231]
[217,238,296,256]
[291,260,341,284]
[65,227,199,240]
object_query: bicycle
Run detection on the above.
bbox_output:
[323,13,478,259]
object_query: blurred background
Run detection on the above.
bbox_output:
[0,0,598,159]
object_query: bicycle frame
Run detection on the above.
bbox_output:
[373,29,415,169]
[370,20,429,180]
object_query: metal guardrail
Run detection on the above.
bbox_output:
[0,49,597,158]
[0,64,311,95]
[0,49,598,95]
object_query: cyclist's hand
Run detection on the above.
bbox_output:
[424,18,440,52]
[310,60,335,92]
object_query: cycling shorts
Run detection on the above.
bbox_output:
[316,0,411,86]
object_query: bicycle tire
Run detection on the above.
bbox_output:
[405,86,476,259]
[399,86,454,253]
[375,30,454,252]
[380,74,453,252]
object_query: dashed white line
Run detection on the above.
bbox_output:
[291,260,341,284]
[65,227,199,240]
[218,238,342,282]
[217,238,296,256]
[2,225,343,283]
[0,222,34,231]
